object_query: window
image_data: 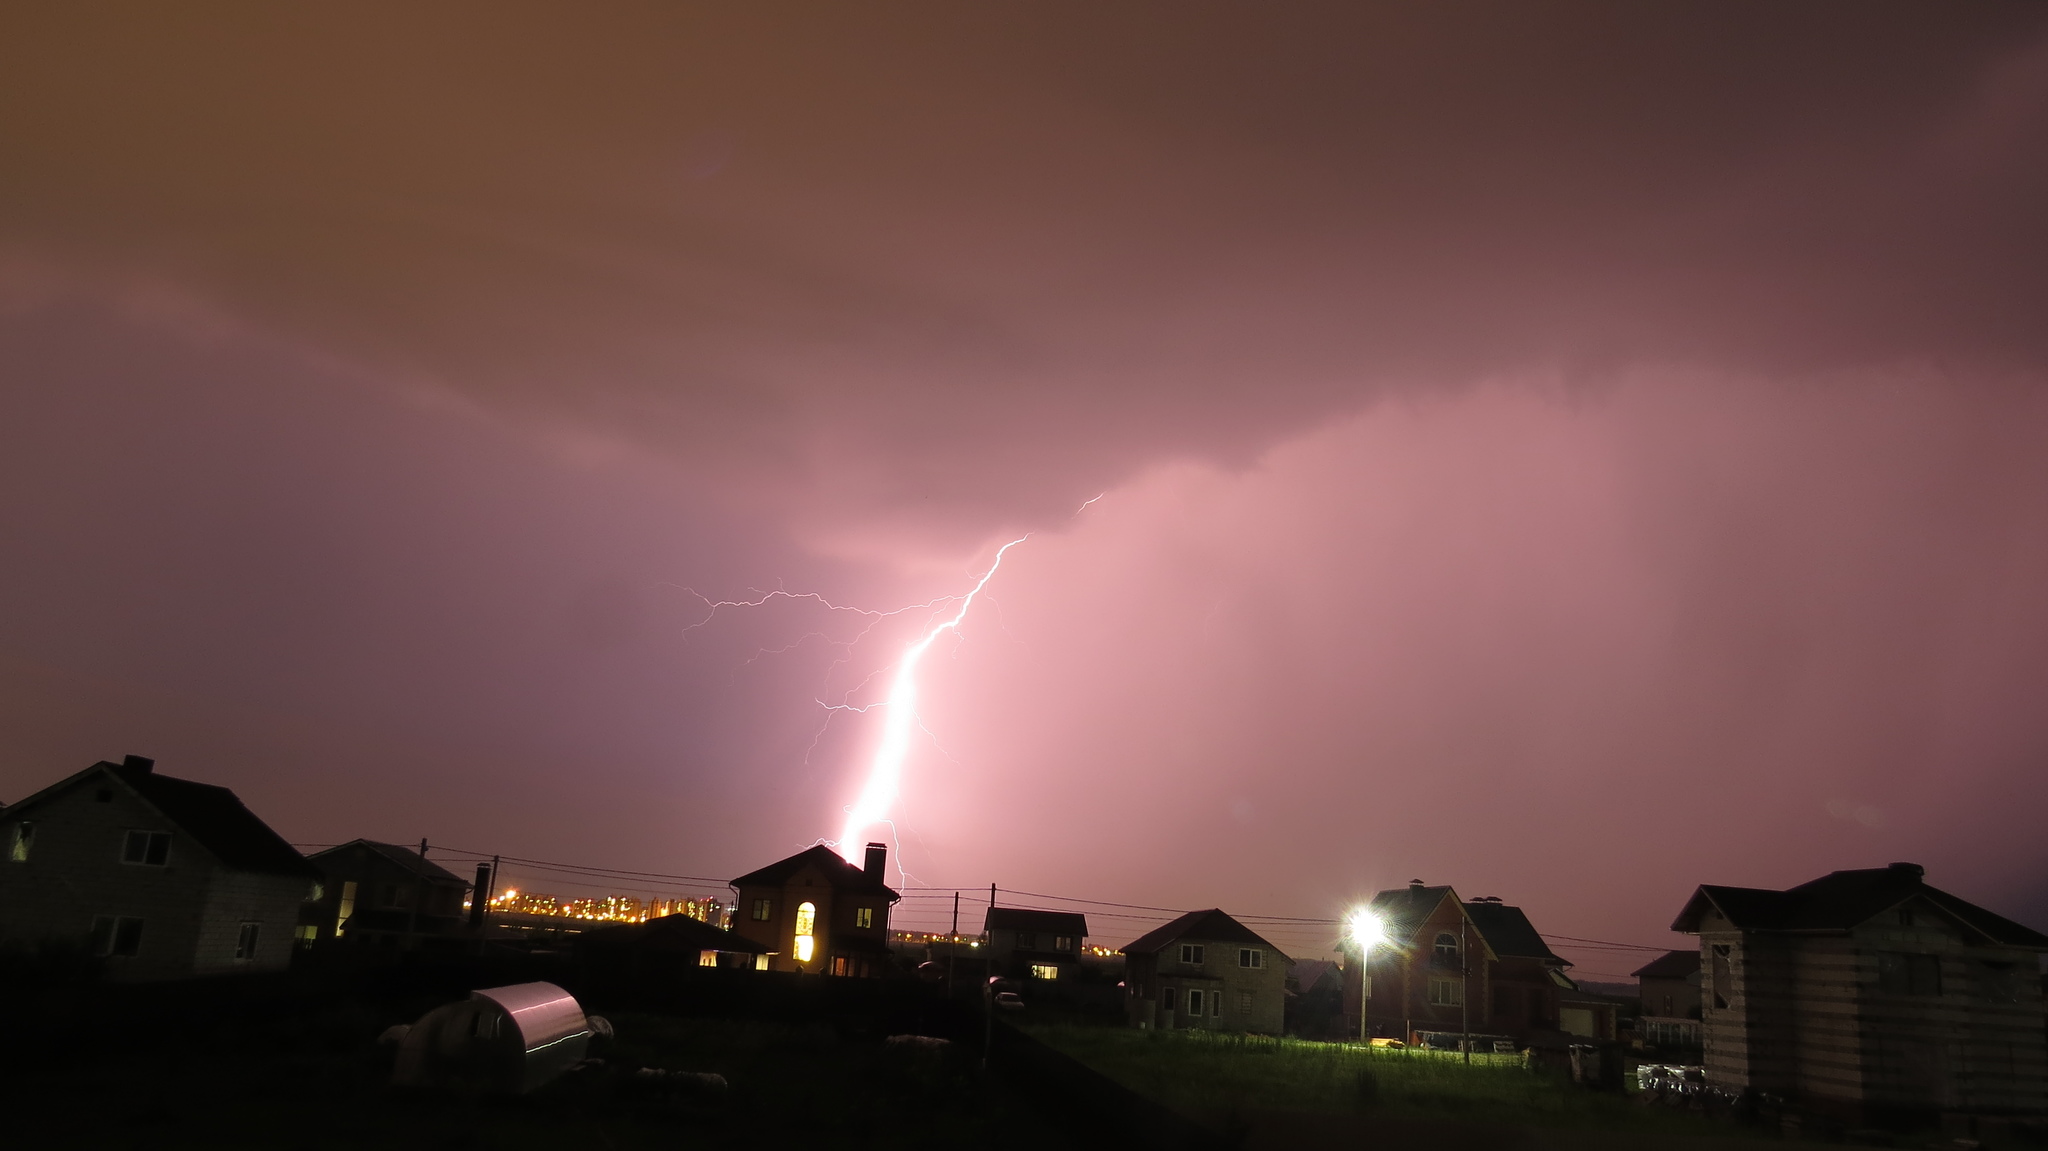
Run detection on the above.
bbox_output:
[1187,989,1205,1016]
[754,953,769,971]
[855,906,873,929]
[1710,944,1732,1010]
[1179,943,1205,966]
[121,830,171,866]
[1433,932,1460,967]
[1977,960,2022,1004]
[1018,931,1038,950]
[829,956,849,976]
[1428,978,1463,1006]
[293,924,318,950]
[1238,948,1263,969]
[751,898,772,921]
[1030,964,1059,980]
[89,915,145,957]
[1161,986,1178,1011]
[336,881,357,937]
[6,820,31,862]
[793,901,817,963]
[1055,935,1074,951]
[234,922,261,961]
[377,883,405,909]
[1898,909,1915,927]
[1878,951,1942,997]
[1237,990,1253,1013]
[699,949,719,967]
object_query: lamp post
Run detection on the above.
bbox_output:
[1347,909,1386,1045]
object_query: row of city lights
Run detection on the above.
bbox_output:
[463,889,728,925]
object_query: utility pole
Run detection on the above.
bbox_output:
[983,883,996,1072]
[1460,914,1471,1064]
[948,891,959,995]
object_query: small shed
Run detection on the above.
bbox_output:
[393,981,592,1093]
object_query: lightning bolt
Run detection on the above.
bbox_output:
[834,535,1027,861]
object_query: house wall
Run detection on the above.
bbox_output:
[1128,938,1288,1034]
[0,773,299,979]
[303,843,469,945]
[734,861,891,975]
[1639,971,1701,1021]
[1359,899,1494,1041]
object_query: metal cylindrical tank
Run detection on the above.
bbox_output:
[393,981,592,1094]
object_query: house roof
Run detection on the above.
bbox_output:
[1671,864,2048,949]
[1366,884,1502,962]
[1121,909,1288,960]
[1291,958,1341,993]
[730,845,900,901]
[308,839,468,885]
[579,912,770,954]
[1631,949,1700,980]
[985,907,1088,937]
[1462,900,1563,962]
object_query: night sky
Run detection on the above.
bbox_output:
[5,3,2048,972]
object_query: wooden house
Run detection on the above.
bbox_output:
[299,839,472,950]
[1123,909,1290,1035]
[1672,862,2048,1122]
[983,906,1088,980]
[0,756,320,979]
[729,843,898,976]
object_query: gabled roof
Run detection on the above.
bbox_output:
[308,839,468,885]
[1462,900,1563,962]
[1671,864,2048,949]
[1631,949,1700,980]
[985,907,1088,937]
[1291,958,1341,994]
[579,912,770,954]
[1122,909,1289,961]
[1,758,318,879]
[1367,883,1500,961]
[730,845,899,901]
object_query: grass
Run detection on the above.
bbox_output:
[1028,1025,1776,1141]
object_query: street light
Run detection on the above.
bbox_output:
[1347,909,1386,1045]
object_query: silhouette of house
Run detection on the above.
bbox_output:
[729,843,898,976]
[0,756,320,979]
[578,911,771,974]
[1123,909,1290,1034]
[1672,862,2048,1121]
[299,839,471,950]
[983,907,1089,980]
[1633,949,1702,1049]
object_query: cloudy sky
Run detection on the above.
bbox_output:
[4,2,2047,968]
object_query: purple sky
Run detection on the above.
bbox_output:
[4,3,2048,970]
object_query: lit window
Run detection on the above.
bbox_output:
[699,950,719,967]
[1179,944,1205,966]
[830,956,849,976]
[121,830,171,866]
[89,915,145,957]
[1055,935,1073,951]
[336,881,357,937]
[794,901,817,963]
[754,954,769,971]
[234,922,261,961]
[751,898,772,921]
[293,925,318,949]
[1428,978,1463,1006]
[1031,964,1059,980]
[7,820,32,862]
[1187,989,1205,1016]
[1239,948,1262,969]
[856,906,873,929]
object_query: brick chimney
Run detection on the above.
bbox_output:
[118,754,155,775]
[864,842,887,884]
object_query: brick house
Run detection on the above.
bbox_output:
[1673,862,2048,1121]
[1123,909,1290,1035]
[729,843,898,976]
[983,907,1089,981]
[1342,882,1574,1046]
[0,756,320,980]
[299,839,472,950]
[1633,949,1702,1049]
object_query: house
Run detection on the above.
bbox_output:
[298,839,472,950]
[1558,985,1623,1040]
[1123,909,1290,1034]
[729,843,898,976]
[1464,894,1575,1041]
[983,907,1089,980]
[1286,957,1347,1039]
[1342,882,1575,1047]
[0,755,321,980]
[1672,861,2048,1121]
[577,911,772,973]
[1633,949,1702,1049]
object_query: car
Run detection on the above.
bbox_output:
[993,991,1025,1011]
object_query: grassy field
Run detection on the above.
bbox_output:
[1029,1026,1776,1144]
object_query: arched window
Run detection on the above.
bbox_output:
[794,901,817,963]
[1434,932,1460,967]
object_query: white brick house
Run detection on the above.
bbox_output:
[0,755,320,980]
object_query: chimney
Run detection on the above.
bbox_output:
[864,842,887,883]
[119,755,155,775]
[1888,861,1925,880]
[1409,878,1425,889]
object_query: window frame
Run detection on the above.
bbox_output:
[121,829,172,867]
[751,898,772,921]
[234,922,261,962]
[1186,988,1206,1017]
[7,820,32,862]
[1179,943,1205,966]
[1238,947,1263,969]
[855,906,873,929]
[90,914,146,957]
[1427,977,1464,1006]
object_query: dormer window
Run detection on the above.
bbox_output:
[121,830,171,866]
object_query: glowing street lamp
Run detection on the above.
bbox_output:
[1347,909,1387,1044]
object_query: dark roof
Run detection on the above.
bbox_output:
[1368,884,1457,941]
[1672,864,2048,949]
[730,845,900,901]
[1632,949,1701,979]
[1122,909,1288,960]
[579,912,769,954]
[984,907,1088,937]
[308,839,468,885]
[1462,900,1563,962]
[1291,958,1341,994]
[108,763,319,878]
